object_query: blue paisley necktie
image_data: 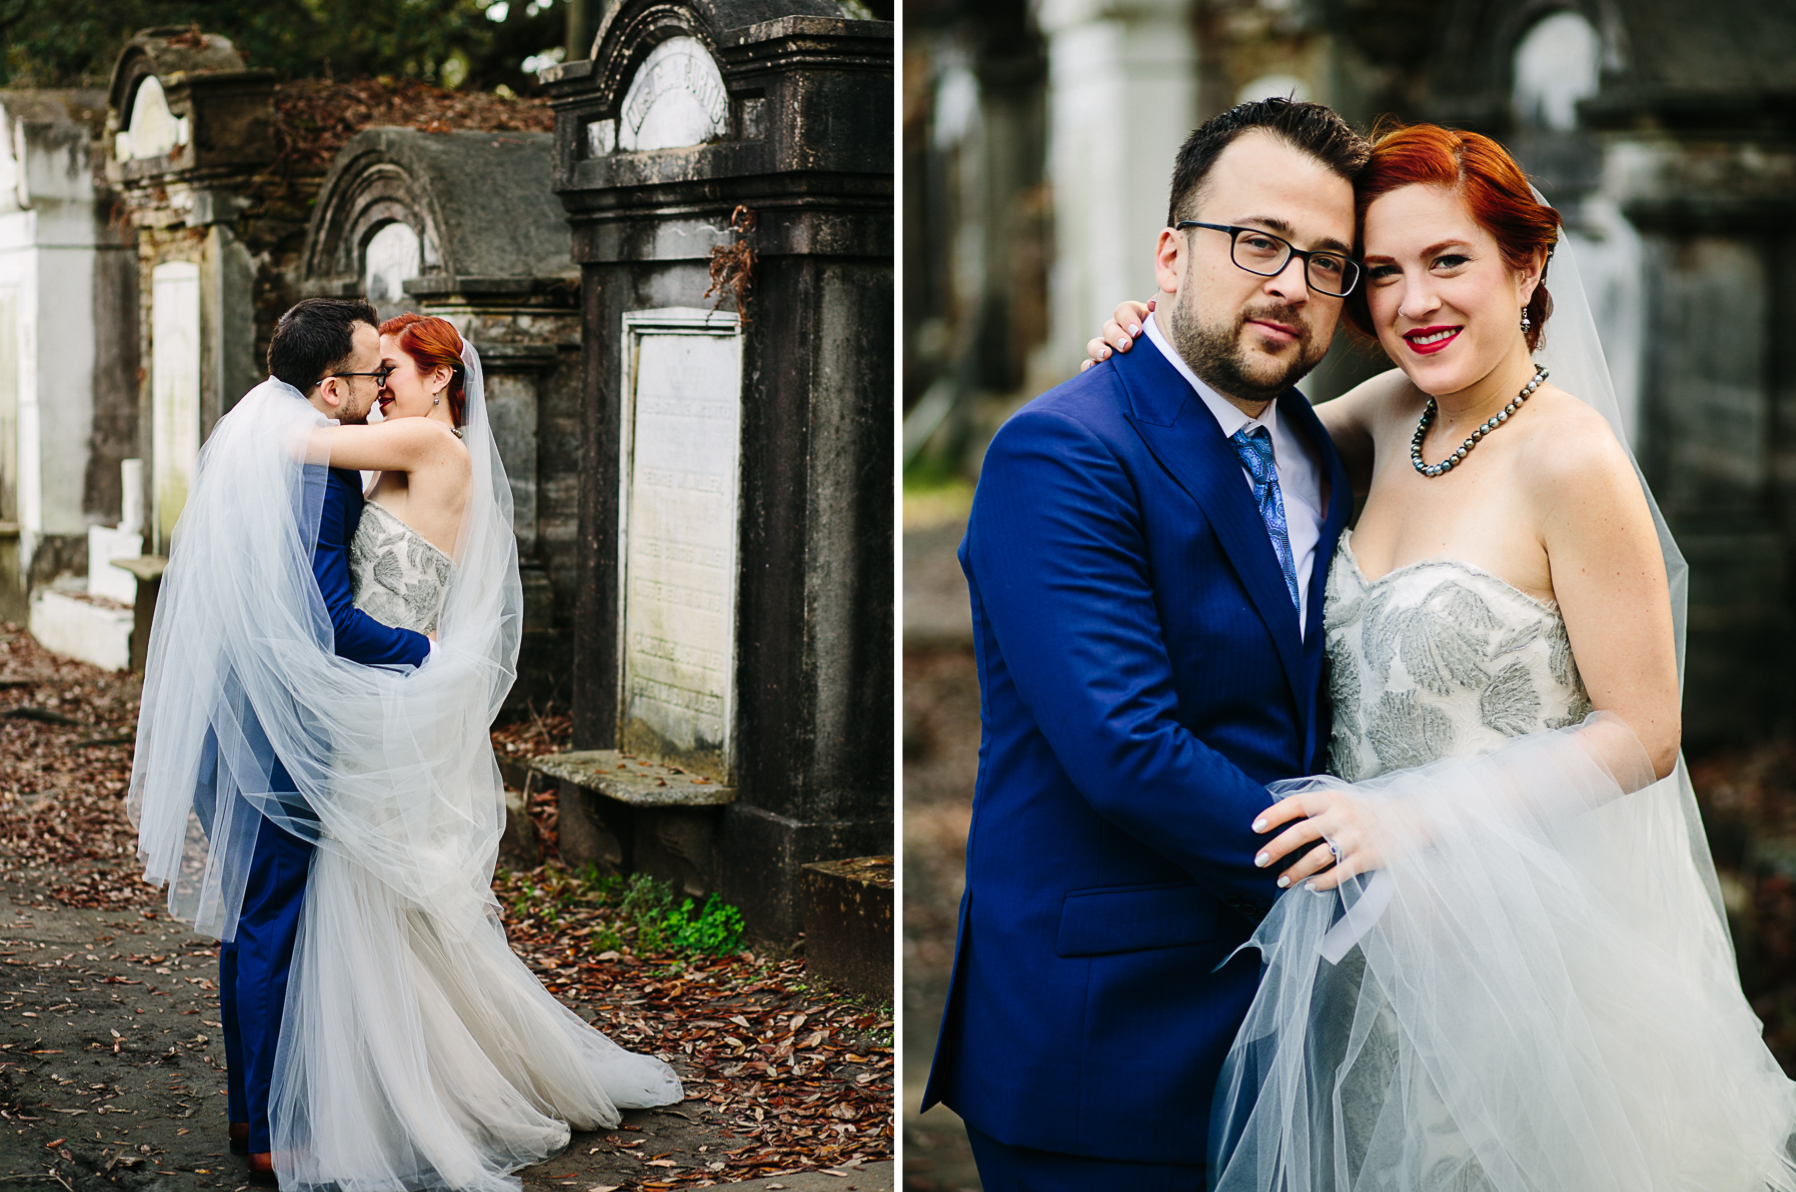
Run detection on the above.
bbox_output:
[1230,425,1301,612]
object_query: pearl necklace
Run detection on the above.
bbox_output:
[1410,365,1548,478]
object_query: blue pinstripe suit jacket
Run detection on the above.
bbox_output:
[922,335,1351,1165]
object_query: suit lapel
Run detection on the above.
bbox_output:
[1112,342,1307,709]
[1282,388,1352,770]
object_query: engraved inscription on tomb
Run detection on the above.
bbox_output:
[620,311,741,769]
[615,36,729,152]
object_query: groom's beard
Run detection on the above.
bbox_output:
[1170,288,1329,405]
[337,389,375,426]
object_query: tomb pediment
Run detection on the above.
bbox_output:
[103,28,274,188]
[545,0,889,193]
[300,127,574,312]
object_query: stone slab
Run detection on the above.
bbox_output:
[528,749,735,807]
[619,309,742,772]
[28,589,132,671]
[800,856,893,1004]
[109,555,167,582]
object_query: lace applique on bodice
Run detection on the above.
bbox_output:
[1324,530,1593,782]
[349,500,451,635]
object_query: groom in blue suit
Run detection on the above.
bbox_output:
[923,100,1370,1189]
[192,299,430,1175]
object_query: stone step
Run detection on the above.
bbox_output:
[528,749,734,807]
[800,856,894,1003]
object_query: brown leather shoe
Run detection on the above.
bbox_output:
[246,1151,277,1186]
[229,1122,249,1156]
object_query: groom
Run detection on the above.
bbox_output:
[921,99,1367,1189]
[194,298,431,1175]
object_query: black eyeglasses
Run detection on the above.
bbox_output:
[1176,222,1361,298]
[319,365,396,387]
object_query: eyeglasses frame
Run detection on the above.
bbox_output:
[1174,221,1361,298]
[317,365,397,389]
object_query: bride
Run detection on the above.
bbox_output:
[1090,123,1796,1188]
[130,308,680,1191]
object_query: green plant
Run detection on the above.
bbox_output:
[620,873,674,951]
[583,870,625,907]
[619,872,672,921]
[589,924,624,954]
[663,894,746,955]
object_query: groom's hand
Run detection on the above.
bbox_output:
[1253,786,1384,892]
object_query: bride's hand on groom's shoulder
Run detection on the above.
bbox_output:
[1080,299,1156,372]
[1251,786,1384,893]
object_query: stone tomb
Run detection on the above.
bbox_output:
[104,29,275,558]
[0,89,138,646]
[541,1,893,942]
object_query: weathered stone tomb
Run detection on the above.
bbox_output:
[537,0,894,939]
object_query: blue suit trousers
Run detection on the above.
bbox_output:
[965,1123,1205,1192]
[219,805,313,1154]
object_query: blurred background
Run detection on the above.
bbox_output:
[902,2,1796,1187]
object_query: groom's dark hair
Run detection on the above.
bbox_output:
[1167,97,1370,227]
[268,297,380,394]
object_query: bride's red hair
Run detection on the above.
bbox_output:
[379,313,467,427]
[1345,122,1561,352]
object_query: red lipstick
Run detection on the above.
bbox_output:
[1403,325,1461,355]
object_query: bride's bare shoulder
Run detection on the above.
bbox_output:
[1518,384,1638,498]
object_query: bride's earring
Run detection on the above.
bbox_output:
[433,396,441,406]
[1520,307,1532,334]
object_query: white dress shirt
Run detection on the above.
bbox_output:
[1141,313,1323,636]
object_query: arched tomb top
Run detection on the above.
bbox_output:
[617,36,729,151]
[301,127,573,299]
[1512,11,1603,132]
[106,28,249,117]
[103,28,273,185]
[1429,0,1796,131]
[574,0,846,118]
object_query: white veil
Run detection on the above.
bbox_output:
[131,335,680,1191]
[1206,222,1796,1189]
[129,336,521,940]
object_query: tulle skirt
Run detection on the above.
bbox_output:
[270,849,683,1192]
[1210,724,1796,1191]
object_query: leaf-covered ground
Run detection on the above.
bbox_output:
[0,625,893,1188]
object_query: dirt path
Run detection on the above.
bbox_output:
[0,626,892,1191]
[0,865,893,1192]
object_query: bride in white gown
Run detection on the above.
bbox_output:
[1096,123,1796,1189]
[131,313,679,1191]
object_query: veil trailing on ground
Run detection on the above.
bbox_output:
[1206,222,1796,1189]
[129,337,521,940]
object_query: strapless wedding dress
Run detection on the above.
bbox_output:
[269,500,681,1192]
[1210,532,1796,1191]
